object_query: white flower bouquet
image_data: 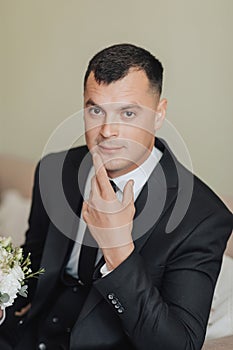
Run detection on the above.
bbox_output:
[0,236,44,313]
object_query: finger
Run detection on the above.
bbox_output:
[92,153,112,196]
[82,201,89,222]
[122,180,134,206]
[15,303,31,316]
[92,152,108,179]
[90,175,100,198]
[89,176,101,207]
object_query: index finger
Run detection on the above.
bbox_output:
[92,152,113,195]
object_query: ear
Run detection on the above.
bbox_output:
[154,98,167,131]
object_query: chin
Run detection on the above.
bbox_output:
[104,159,136,177]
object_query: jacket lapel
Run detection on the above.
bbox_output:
[28,224,71,319]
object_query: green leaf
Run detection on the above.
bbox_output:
[0,293,10,303]
[18,285,28,298]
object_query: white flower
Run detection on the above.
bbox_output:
[0,235,44,309]
[0,270,22,307]
[0,237,11,248]
[15,247,23,261]
[0,246,8,261]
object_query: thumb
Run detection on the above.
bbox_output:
[122,180,134,206]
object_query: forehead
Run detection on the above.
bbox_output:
[84,70,158,109]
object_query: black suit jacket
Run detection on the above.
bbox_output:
[1,138,232,350]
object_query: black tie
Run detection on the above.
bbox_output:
[78,180,117,285]
[109,180,118,193]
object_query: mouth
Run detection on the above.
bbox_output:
[98,144,124,153]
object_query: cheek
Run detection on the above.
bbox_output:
[124,127,154,147]
[84,117,101,139]
[85,129,98,148]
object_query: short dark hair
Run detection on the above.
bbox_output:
[84,43,163,95]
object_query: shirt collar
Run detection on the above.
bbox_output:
[111,146,162,199]
[84,146,163,201]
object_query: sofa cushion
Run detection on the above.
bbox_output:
[0,189,31,246]
[206,255,233,340]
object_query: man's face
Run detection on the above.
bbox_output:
[84,69,167,178]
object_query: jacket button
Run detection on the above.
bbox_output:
[73,286,78,292]
[114,303,120,309]
[117,307,125,314]
[18,319,24,325]
[52,316,59,323]
[38,343,47,350]
[107,293,115,300]
[111,299,117,305]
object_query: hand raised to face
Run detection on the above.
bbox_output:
[82,153,135,269]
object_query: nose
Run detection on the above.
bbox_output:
[100,116,119,138]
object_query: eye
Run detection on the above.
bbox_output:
[122,111,136,119]
[89,107,104,116]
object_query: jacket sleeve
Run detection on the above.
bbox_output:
[94,210,233,350]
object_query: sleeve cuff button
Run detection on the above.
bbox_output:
[107,293,115,300]
[117,307,124,314]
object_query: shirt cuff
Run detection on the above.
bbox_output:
[100,263,113,277]
[0,308,6,326]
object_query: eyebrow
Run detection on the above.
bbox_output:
[119,104,142,111]
[85,99,100,107]
[85,99,143,111]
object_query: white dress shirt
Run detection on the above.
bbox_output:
[66,146,162,279]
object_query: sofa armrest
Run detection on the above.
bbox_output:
[225,232,233,259]
[203,335,233,350]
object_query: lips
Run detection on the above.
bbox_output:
[98,144,124,153]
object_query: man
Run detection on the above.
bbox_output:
[0,43,232,349]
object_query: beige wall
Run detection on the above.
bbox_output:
[1,0,232,196]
